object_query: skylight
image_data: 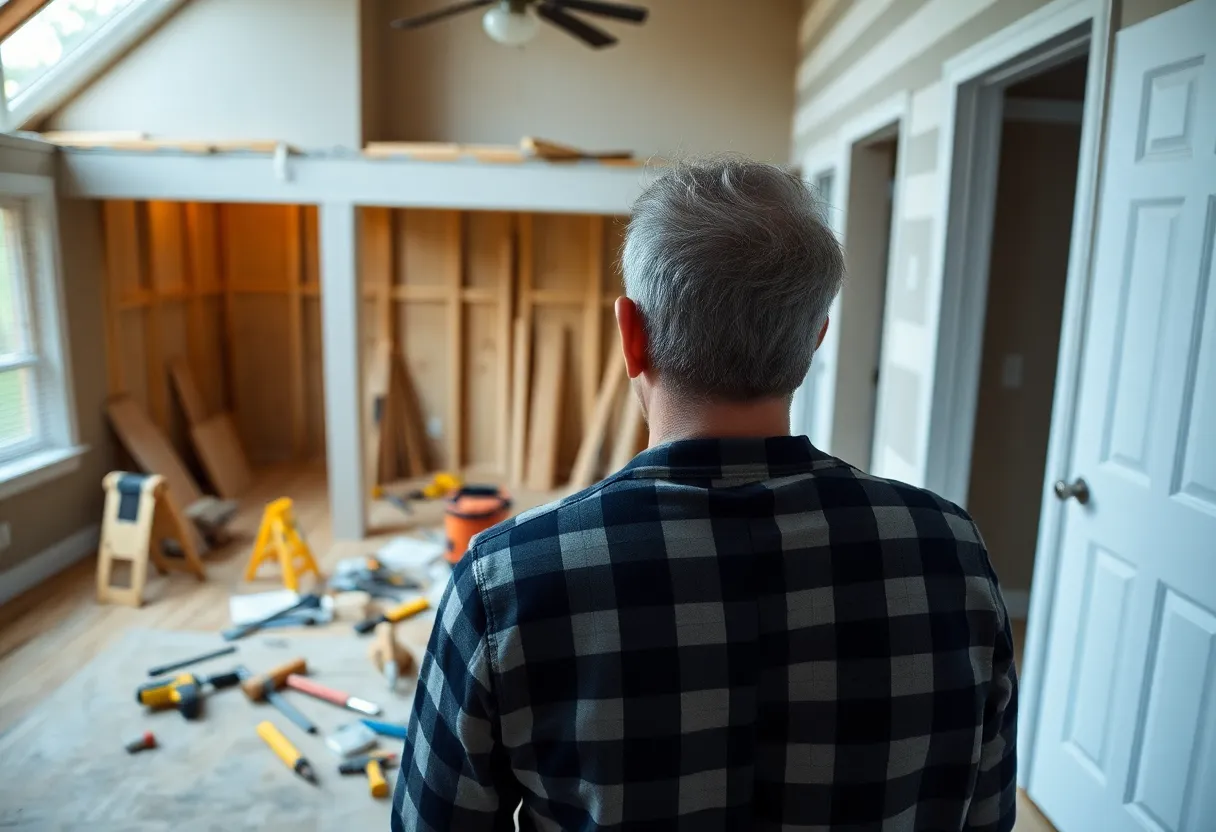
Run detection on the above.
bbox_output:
[2,0,136,103]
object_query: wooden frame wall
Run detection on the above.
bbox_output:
[102,201,324,473]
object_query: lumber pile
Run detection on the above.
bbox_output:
[364,136,644,166]
[41,131,296,154]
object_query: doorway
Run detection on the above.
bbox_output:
[964,55,1088,616]
[832,130,898,472]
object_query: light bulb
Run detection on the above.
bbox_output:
[482,3,539,46]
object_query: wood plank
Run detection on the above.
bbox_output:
[496,216,515,475]
[362,207,394,347]
[521,137,633,161]
[190,413,254,498]
[101,201,138,395]
[168,358,210,425]
[447,212,464,471]
[583,216,605,430]
[363,142,523,163]
[40,130,146,145]
[608,392,646,473]
[286,206,307,459]
[145,202,187,295]
[525,323,567,491]
[393,352,429,478]
[364,340,391,489]
[569,349,626,490]
[508,318,531,486]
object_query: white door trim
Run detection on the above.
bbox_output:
[808,91,909,464]
[918,0,1115,790]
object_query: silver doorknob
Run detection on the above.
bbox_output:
[1054,477,1090,505]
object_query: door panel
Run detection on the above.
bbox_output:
[1028,1,1216,830]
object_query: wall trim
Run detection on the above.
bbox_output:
[1004,96,1086,124]
[0,524,99,608]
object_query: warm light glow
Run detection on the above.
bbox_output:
[482,3,538,47]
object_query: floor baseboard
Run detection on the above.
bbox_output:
[0,525,100,608]
[1003,588,1030,619]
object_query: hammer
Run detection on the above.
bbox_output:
[239,658,317,734]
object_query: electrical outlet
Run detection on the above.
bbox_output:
[426,416,444,440]
[0,521,10,553]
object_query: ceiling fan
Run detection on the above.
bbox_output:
[391,0,649,49]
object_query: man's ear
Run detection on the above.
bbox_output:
[816,317,830,350]
[615,297,649,379]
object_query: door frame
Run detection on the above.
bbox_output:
[919,0,1115,789]
[796,92,909,463]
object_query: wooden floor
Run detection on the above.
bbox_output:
[0,465,1056,831]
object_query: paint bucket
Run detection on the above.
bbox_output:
[444,486,511,564]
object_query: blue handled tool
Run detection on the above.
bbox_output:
[360,718,407,739]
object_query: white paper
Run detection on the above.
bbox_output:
[376,536,445,572]
[228,589,333,625]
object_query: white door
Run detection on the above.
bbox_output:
[1027,1,1216,831]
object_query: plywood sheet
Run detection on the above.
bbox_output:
[102,200,147,302]
[229,294,294,463]
[508,318,531,486]
[525,323,568,491]
[464,211,512,289]
[190,413,254,498]
[361,207,393,291]
[533,213,592,292]
[399,302,448,467]
[303,206,320,287]
[570,350,627,490]
[116,308,150,409]
[145,202,187,295]
[303,297,326,461]
[169,357,210,425]
[221,204,294,292]
[185,203,222,293]
[463,304,501,471]
[535,304,585,477]
[396,210,458,287]
[195,296,228,414]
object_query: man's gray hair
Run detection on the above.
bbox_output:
[623,156,845,401]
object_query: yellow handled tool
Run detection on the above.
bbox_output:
[354,597,429,634]
[256,720,318,785]
[366,758,389,798]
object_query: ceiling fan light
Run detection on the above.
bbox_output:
[482,4,539,46]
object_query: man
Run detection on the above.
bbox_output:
[394,158,1017,831]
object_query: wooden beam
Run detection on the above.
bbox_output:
[447,212,464,471]
[101,202,136,395]
[497,215,515,476]
[0,0,51,41]
[136,203,169,433]
[508,214,536,485]
[286,206,308,459]
[318,203,366,540]
[525,323,567,491]
[582,216,605,430]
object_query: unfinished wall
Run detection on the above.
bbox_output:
[0,197,115,576]
[101,201,325,473]
[795,0,1192,487]
[371,0,801,160]
[359,208,627,481]
[43,0,361,149]
[966,119,1079,592]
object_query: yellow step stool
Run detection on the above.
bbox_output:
[244,497,321,591]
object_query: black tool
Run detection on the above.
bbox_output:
[339,753,399,775]
[146,645,237,677]
[221,593,323,641]
[264,678,319,735]
[233,665,318,735]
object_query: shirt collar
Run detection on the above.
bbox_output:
[619,435,837,482]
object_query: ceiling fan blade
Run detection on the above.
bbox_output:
[537,2,617,47]
[390,0,494,29]
[551,0,648,23]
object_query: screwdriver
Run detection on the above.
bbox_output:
[257,720,318,785]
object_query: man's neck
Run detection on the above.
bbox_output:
[645,387,792,446]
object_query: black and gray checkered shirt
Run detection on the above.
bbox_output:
[393,437,1017,831]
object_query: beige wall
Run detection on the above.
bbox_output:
[375,0,801,160]
[966,119,1079,591]
[794,0,1189,488]
[0,196,115,574]
[44,0,362,149]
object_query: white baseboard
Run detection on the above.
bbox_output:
[0,524,99,608]
[1003,588,1030,619]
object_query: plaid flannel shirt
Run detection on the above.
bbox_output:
[393,436,1017,831]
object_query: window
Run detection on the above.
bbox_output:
[0,171,81,497]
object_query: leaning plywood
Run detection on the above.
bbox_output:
[569,350,626,490]
[190,414,254,499]
[169,358,211,425]
[525,324,568,491]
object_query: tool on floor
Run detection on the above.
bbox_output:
[136,673,204,719]
[284,674,382,715]
[338,751,398,774]
[354,596,429,634]
[97,472,207,608]
[368,621,415,690]
[222,593,323,641]
[444,485,511,564]
[146,645,237,677]
[124,732,157,754]
[373,472,463,515]
[238,659,317,733]
[244,497,322,591]
[257,720,319,786]
[360,718,408,740]
[365,758,390,798]
[325,722,379,758]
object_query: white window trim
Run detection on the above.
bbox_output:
[0,170,86,499]
[4,0,188,130]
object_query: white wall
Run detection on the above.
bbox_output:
[375,0,801,161]
[44,0,361,149]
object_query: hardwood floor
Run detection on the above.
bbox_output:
[0,466,1056,830]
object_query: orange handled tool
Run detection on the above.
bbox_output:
[241,657,307,701]
[353,597,429,634]
[283,674,381,715]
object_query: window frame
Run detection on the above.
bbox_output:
[0,170,84,499]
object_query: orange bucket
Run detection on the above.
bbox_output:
[444,486,511,564]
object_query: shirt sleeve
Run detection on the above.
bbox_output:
[965,574,1019,832]
[392,553,519,832]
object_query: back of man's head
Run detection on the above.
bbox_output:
[623,156,845,402]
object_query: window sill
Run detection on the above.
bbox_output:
[0,445,89,500]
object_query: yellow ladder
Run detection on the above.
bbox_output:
[243,497,321,591]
